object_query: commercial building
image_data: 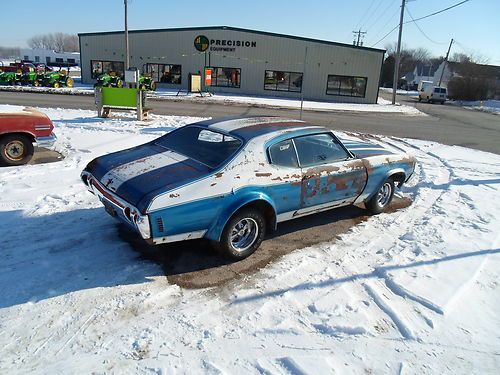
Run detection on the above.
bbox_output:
[79,26,385,103]
[20,48,80,66]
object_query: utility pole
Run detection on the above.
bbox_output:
[352,30,367,46]
[392,0,406,105]
[438,38,454,87]
[124,0,129,70]
[299,46,308,120]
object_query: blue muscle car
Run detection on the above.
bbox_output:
[81,117,416,259]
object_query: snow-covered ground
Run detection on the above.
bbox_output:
[0,106,499,374]
[0,83,424,115]
[379,87,419,97]
[450,99,500,115]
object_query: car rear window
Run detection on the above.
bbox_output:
[154,126,242,168]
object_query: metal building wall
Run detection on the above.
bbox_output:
[79,27,384,104]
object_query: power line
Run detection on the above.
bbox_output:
[371,24,399,47]
[405,7,448,45]
[369,7,401,46]
[359,0,386,30]
[353,0,378,32]
[371,0,471,47]
[365,0,396,34]
[404,0,471,24]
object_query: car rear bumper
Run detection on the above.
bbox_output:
[35,132,57,148]
[81,171,151,240]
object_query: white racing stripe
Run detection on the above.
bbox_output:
[101,150,187,192]
[208,117,304,133]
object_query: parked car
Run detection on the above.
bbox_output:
[81,117,416,259]
[0,107,56,166]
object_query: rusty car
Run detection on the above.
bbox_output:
[81,117,416,259]
[0,106,56,166]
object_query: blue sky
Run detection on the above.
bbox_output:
[1,0,499,64]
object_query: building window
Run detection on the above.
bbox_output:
[35,56,40,63]
[46,57,51,63]
[326,75,367,97]
[91,60,125,79]
[210,67,241,88]
[55,58,64,63]
[67,58,76,64]
[24,55,29,61]
[264,70,303,92]
[145,63,181,84]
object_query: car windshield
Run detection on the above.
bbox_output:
[154,126,242,168]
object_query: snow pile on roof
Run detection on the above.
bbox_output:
[0,108,498,373]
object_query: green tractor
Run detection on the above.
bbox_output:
[42,71,74,88]
[20,68,46,87]
[0,71,22,86]
[138,74,156,91]
[94,72,123,88]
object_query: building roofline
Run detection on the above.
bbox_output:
[78,25,385,54]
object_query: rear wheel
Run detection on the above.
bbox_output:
[214,208,266,260]
[66,77,74,87]
[366,178,395,214]
[116,79,123,88]
[0,134,34,166]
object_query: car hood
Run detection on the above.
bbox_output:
[84,142,212,212]
[338,136,395,158]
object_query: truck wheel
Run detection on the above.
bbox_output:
[66,77,74,87]
[213,208,266,260]
[0,134,34,166]
[53,81,60,88]
[366,178,395,214]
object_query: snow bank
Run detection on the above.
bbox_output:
[0,108,498,374]
[450,99,500,115]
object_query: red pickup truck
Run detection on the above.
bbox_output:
[0,61,37,74]
[0,106,56,166]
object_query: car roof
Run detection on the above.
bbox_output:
[193,116,325,142]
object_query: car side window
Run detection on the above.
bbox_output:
[268,139,299,168]
[294,133,349,167]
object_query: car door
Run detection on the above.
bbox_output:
[293,133,367,213]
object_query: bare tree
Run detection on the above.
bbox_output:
[27,33,79,52]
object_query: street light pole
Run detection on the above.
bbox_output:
[124,0,129,70]
[392,0,406,105]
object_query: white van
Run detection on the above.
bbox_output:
[418,82,447,104]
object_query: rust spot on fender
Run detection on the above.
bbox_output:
[215,172,224,178]
[271,176,283,181]
[169,193,180,198]
[256,172,272,177]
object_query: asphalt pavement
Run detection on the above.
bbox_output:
[1,90,498,154]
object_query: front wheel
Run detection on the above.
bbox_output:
[0,134,34,166]
[366,178,395,214]
[214,208,266,260]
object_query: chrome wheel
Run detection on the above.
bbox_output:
[377,182,392,207]
[5,140,25,161]
[230,218,259,252]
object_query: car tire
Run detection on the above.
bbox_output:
[0,134,34,166]
[214,208,266,260]
[365,178,395,214]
